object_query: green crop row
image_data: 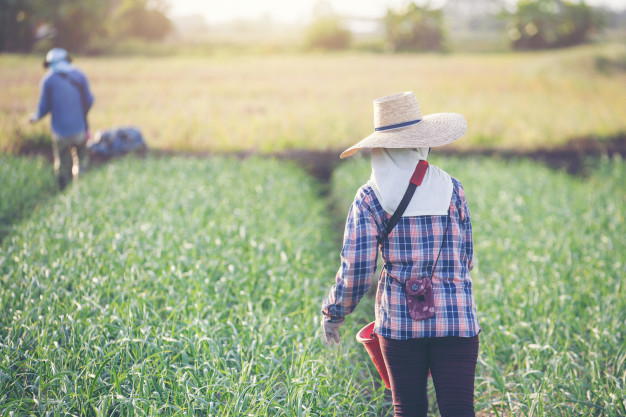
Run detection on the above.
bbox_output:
[0,156,390,416]
[2,154,623,416]
[0,156,56,241]
[330,154,626,416]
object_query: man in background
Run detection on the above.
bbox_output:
[30,48,94,190]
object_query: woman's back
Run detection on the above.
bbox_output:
[327,176,479,339]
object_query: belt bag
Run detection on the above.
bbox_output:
[378,160,449,321]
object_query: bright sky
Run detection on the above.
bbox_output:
[166,0,625,23]
[166,0,404,23]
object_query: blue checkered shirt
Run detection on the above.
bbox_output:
[322,177,480,339]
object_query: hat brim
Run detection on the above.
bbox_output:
[340,113,467,159]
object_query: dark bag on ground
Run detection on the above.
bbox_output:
[88,126,147,158]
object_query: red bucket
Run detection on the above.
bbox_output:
[356,321,390,389]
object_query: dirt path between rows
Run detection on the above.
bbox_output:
[18,134,626,183]
[4,134,624,246]
[266,134,626,182]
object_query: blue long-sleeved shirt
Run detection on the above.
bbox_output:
[36,67,94,138]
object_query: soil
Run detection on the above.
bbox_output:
[270,134,626,182]
[17,133,626,183]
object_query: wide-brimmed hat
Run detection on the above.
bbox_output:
[340,92,467,159]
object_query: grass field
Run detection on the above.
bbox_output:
[1,43,625,155]
[331,154,625,416]
[1,43,625,416]
[0,156,391,415]
[0,156,56,241]
[1,153,624,415]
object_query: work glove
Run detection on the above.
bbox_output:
[322,319,343,346]
[29,114,38,124]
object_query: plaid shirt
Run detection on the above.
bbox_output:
[322,177,480,340]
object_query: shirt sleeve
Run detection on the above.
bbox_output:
[321,197,380,322]
[35,77,51,120]
[458,183,474,271]
[80,72,95,112]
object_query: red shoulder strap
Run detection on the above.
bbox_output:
[410,160,429,186]
[379,159,430,243]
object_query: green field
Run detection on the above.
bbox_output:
[1,43,625,416]
[1,156,386,415]
[0,156,56,240]
[1,153,624,416]
[331,154,625,416]
[1,43,626,155]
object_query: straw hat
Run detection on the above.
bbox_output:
[340,92,467,159]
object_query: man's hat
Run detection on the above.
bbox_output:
[43,48,72,68]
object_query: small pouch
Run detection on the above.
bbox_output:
[404,277,435,321]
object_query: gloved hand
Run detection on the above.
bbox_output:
[29,114,38,124]
[322,319,343,346]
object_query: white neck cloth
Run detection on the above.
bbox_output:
[49,60,74,74]
[368,148,452,216]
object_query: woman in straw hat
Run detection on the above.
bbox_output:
[321,92,480,416]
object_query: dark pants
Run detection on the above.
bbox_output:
[52,131,88,190]
[379,335,479,417]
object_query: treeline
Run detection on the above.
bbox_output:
[307,0,616,52]
[0,0,622,54]
[506,0,607,49]
[0,0,172,53]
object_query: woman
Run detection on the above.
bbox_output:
[321,92,480,417]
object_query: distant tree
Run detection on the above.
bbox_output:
[45,0,110,52]
[506,0,606,50]
[0,0,37,52]
[0,0,108,53]
[113,0,172,41]
[384,2,446,52]
[0,0,172,53]
[605,7,626,30]
[305,1,350,50]
[305,16,351,50]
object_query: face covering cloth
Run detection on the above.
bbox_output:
[368,147,452,217]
